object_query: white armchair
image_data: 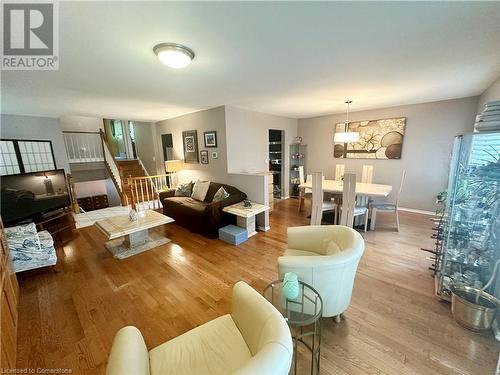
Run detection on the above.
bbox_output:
[106,281,293,375]
[278,225,365,321]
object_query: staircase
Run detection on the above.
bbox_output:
[116,159,148,205]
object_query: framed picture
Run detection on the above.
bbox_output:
[182,130,199,163]
[204,131,217,148]
[334,117,406,159]
[211,151,218,159]
[200,150,209,164]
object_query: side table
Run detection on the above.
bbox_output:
[263,280,323,375]
[222,202,269,237]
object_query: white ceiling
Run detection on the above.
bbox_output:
[2,1,500,122]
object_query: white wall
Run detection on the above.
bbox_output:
[298,97,478,212]
[477,75,500,113]
[225,106,298,197]
[60,115,103,132]
[74,180,107,197]
[1,114,70,172]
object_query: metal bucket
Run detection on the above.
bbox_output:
[451,285,500,331]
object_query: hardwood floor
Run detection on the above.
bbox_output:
[15,199,498,374]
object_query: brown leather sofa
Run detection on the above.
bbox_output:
[159,182,247,238]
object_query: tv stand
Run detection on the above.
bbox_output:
[35,207,75,247]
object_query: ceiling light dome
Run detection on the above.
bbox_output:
[153,43,195,69]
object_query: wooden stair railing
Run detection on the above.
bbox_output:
[99,129,128,206]
[66,173,80,213]
[128,174,171,211]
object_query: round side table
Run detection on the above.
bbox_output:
[263,280,323,375]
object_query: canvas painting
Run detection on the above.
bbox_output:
[334,117,406,159]
[182,130,199,163]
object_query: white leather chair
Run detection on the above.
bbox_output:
[278,225,365,322]
[106,281,293,375]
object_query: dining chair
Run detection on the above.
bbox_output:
[298,166,311,193]
[361,165,374,183]
[335,164,345,180]
[339,173,368,231]
[370,170,406,231]
[310,172,337,225]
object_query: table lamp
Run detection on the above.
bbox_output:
[164,160,183,188]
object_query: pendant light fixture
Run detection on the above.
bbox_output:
[334,100,360,143]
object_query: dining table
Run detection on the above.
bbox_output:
[297,179,393,212]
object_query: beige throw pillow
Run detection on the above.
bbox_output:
[212,186,230,202]
[191,180,210,201]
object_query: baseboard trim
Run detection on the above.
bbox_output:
[398,207,435,216]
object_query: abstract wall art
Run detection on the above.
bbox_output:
[334,117,406,159]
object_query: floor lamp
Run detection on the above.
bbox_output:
[164,160,183,189]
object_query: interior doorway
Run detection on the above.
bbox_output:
[268,129,284,199]
[161,133,174,161]
[104,119,137,159]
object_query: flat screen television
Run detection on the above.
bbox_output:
[0,169,71,225]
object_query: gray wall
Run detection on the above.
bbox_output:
[134,121,157,175]
[154,106,270,204]
[155,106,229,183]
[477,75,500,113]
[1,114,70,172]
[297,97,479,212]
[225,106,298,197]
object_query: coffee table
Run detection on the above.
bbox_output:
[95,210,174,259]
[222,202,269,237]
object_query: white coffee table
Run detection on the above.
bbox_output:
[95,210,174,259]
[223,202,270,237]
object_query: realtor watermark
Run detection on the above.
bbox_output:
[1,0,59,70]
[0,368,72,374]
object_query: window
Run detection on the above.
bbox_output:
[0,139,56,175]
[0,140,20,175]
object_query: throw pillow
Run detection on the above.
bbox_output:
[175,182,192,197]
[212,186,230,202]
[191,180,210,201]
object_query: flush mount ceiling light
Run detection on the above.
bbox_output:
[334,100,360,143]
[153,43,195,69]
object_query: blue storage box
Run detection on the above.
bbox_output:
[219,225,248,245]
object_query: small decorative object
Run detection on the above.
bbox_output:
[283,272,300,300]
[211,151,218,159]
[200,150,209,164]
[182,130,199,163]
[204,131,217,147]
[294,136,303,144]
[243,199,252,208]
[43,176,54,195]
[129,209,138,222]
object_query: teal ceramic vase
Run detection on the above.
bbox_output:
[283,272,299,300]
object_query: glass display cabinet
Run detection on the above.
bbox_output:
[289,143,306,198]
[436,131,500,300]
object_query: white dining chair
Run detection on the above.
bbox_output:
[370,170,406,231]
[298,166,311,193]
[361,165,374,184]
[339,173,368,232]
[335,164,345,180]
[310,172,337,225]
